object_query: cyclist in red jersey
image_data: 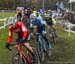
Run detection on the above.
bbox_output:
[5,19,35,63]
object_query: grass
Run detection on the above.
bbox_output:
[0,12,16,64]
[0,12,16,27]
[0,22,4,26]
[50,29,75,62]
[0,12,16,18]
[0,12,75,64]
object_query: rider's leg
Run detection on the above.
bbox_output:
[23,43,35,57]
[23,43,36,63]
[24,43,33,52]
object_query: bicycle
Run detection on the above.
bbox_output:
[8,42,39,64]
[36,33,52,62]
[50,26,57,43]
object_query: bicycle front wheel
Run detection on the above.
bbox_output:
[37,41,44,62]
[42,37,52,57]
[12,52,27,64]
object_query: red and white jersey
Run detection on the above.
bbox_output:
[8,21,28,44]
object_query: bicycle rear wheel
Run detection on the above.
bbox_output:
[12,52,27,64]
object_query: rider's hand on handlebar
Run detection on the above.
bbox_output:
[5,43,11,51]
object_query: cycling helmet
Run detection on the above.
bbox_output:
[8,17,16,26]
[30,14,37,19]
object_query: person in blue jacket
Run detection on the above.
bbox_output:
[30,14,51,52]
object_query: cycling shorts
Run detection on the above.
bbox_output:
[16,33,29,44]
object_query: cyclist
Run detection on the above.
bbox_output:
[38,9,43,16]
[46,17,53,27]
[44,11,50,20]
[16,10,23,21]
[5,18,35,63]
[30,14,51,52]
[33,8,38,15]
[25,8,32,18]
[46,17,57,43]
[36,12,47,31]
[36,12,44,25]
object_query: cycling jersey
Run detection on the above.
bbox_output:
[30,19,43,33]
[46,18,53,26]
[8,21,28,44]
[52,18,57,25]
[31,19,43,27]
[44,13,49,18]
[37,15,44,24]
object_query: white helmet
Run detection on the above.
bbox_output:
[33,14,36,18]
[8,17,16,25]
[30,13,37,19]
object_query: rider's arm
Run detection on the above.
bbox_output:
[8,27,13,44]
[30,19,37,27]
[21,22,28,39]
[30,19,42,28]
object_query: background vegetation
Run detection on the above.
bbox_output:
[0,0,69,9]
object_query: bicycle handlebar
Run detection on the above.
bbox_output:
[8,42,24,51]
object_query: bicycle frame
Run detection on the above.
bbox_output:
[49,26,56,37]
[38,34,49,52]
[38,34,45,52]
[37,34,45,62]
[10,43,31,64]
[38,33,51,52]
